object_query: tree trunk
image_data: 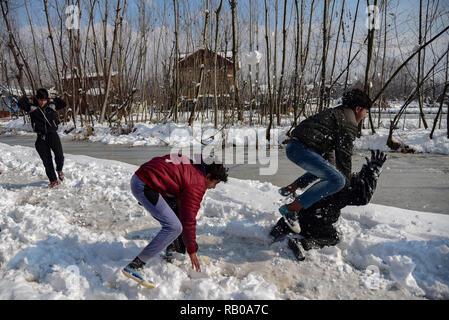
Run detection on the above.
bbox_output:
[430,43,449,139]
[292,0,301,127]
[318,0,329,112]
[248,0,254,126]
[328,0,345,109]
[417,0,429,129]
[230,0,242,122]
[363,0,378,135]
[344,0,360,91]
[275,0,288,128]
[43,0,63,96]
[379,0,387,128]
[24,0,43,88]
[213,0,223,129]
[188,0,210,127]
[173,0,180,123]
[0,1,27,95]
[264,0,274,141]
[99,0,122,124]
[273,0,279,125]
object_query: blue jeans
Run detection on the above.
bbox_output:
[286,140,346,209]
[130,174,183,263]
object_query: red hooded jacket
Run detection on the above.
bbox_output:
[135,154,206,253]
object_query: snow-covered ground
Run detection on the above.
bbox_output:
[0,142,448,300]
[1,107,448,154]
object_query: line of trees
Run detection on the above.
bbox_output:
[1,0,448,143]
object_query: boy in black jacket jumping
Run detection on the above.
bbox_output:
[278,89,373,234]
[18,88,66,188]
[271,150,387,253]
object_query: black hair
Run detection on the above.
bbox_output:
[342,89,372,110]
[36,88,49,100]
[204,162,228,182]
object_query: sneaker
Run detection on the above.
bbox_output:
[57,171,64,182]
[122,267,156,289]
[288,238,306,261]
[48,181,60,188]
[279,205,301,234]
[279,183,299,197]
[163,250,174,262]
[269,218,291,243]
[278,187,292,197]
[278,186,297,197]
[300,236,340,251]
[122,257,155,288]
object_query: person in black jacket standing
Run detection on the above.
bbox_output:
[18,88,66,188]
[278,89,372,233]
[271,150,387,253]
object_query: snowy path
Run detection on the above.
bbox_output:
[0,143,448,299]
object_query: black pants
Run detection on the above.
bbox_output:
[35,132,64,182]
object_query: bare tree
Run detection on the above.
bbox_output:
[173,0,180,123]
[43,0,63,96]
[229,0,242,122]
[364,0,378,135]
[1,0,35,94]
[188,0,210,127]
[99,0,122,124]
[430,42,448,139]
[318,0,329,112]
[417,0,429,129]
[265,0,274,141]
[213,0,224,129]
[327,0,346,108]
[276,0,288,126]
[24,0,43,88]
[248,0,254,126]
[344,0,360,91]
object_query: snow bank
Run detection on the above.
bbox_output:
[0,142,448,299]
[356,128,449,154]
[2,117,448,154]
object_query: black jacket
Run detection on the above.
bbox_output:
[271,160,380,240]
[18,96,66,135]
[291,105,358,181]
[298,162,379,234]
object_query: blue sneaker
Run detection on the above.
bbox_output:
[163,250,174,262]
[278,187,292,197]
[279,205,301,234]
[122,266,156,289]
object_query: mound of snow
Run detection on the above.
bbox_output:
[0,142,448,300]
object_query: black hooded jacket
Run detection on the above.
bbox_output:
[18,96,66,135]
[272,160,380,240]
[290,105,358,181]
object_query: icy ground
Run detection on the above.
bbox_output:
[0,142,448,300]
[2,116,449,155]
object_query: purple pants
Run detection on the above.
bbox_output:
[130,174,183,263]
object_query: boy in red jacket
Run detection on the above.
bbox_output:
[123,154,228,287]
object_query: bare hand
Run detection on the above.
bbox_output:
[189,252,201,272]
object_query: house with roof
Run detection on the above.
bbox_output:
[61,71,118,114]
[177,48,239,105]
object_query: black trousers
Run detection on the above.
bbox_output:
[35,132,64,182]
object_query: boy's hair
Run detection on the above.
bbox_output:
[342,89,372,110]
[36,88,49,100]
[204,162,228,182]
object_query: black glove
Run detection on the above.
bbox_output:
[365,150,387,175]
